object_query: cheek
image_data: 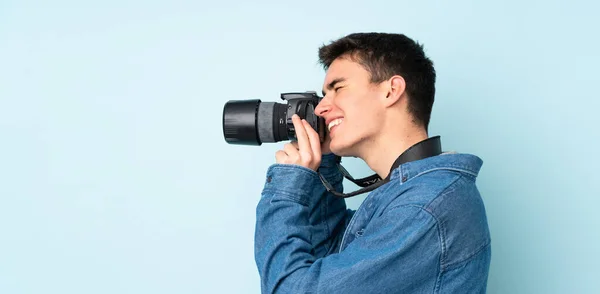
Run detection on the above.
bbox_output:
[341,91,381,122]
[347,104,381,133]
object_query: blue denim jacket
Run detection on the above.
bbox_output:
[255,152,491,293]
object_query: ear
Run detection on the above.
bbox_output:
[382,75,406,108]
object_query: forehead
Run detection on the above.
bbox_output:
[323,57,370,83]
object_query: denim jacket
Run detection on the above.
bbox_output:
[255,152,491,293]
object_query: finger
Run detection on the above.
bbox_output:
[283,143,299,160]
[275,150,287,163]
[303,119,322,159]
[292,114,310,153]
[283,143,298,152]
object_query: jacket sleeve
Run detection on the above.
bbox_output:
[254,163,441,294]
[307,153,354,257]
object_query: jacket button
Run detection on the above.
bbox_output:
[355,229,364,237]
[266,176,272,183]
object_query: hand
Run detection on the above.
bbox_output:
[275,114,323,171]
[320,132,332,155]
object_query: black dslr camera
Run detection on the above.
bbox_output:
[222,91,326,146]
[222,90,398,199]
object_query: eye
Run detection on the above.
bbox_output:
[334,86,343,92]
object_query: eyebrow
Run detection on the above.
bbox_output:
[322,77,346,96]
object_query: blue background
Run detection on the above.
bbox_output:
[1,0,599,293]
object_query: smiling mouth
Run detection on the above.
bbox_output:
[328,118,343,132]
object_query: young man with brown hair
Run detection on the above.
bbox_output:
[254,32,491,293]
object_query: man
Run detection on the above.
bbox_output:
[254,32,491,293]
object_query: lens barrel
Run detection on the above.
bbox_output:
[222,100,262,145]
[222,100,290,145]
[223,93,324,146]
[260,102,289,143]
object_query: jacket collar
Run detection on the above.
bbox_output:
[388,152,483,184]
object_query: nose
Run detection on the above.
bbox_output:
[315,96,331,117]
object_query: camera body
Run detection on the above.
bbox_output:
[222,91,326,146]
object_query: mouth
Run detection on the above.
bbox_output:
[328,118,344,132]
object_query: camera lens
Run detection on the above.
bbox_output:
[222,100,289,145]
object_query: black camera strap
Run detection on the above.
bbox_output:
[318,136,442,198]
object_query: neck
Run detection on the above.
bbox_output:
[358,124,428,179]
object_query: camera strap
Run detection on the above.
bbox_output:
[318,136,442,198]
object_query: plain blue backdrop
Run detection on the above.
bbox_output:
[1,0,599,293]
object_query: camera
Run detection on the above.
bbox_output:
[222,91,326,146]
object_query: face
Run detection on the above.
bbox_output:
[315,56,388,157]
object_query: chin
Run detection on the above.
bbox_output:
[330,138,356,157]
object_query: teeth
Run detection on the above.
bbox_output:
[328,118,343,131]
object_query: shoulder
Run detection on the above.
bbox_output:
[375,153,491,267]
[376,168,471,211]
[378,153,488,226]
[376,153,484,210]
